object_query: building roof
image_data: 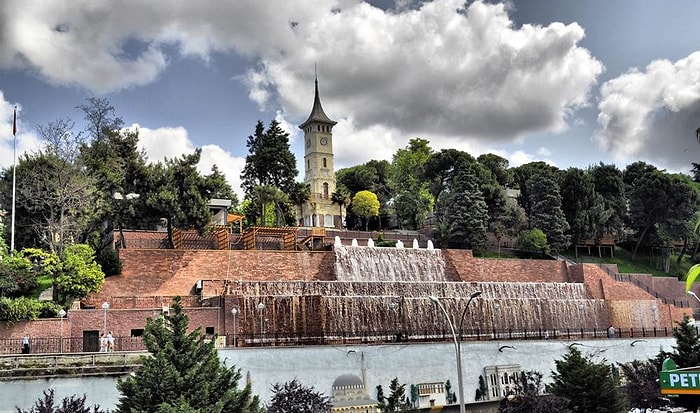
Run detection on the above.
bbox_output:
[299,78,337,129]
[333,373,364,388]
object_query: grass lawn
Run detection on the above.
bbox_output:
[28,274,53,299]
[569,245,692,279]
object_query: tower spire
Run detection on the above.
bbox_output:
[299,70,336,129]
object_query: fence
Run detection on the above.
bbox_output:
[0,325,678,355]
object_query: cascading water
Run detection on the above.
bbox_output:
[334,244,446,282]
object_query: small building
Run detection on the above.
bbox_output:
[415,381,447,408]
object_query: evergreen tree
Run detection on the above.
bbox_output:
[668,315,700,412]
[266,379,331,413]
[445,170,488,250]
[240,120,298,196]
[377,377,410,412]
[527,176,570,253]
[549,346,626,413]
[115,296,260,413]
[445,379,456,404]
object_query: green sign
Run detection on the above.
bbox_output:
[660,358,700,395]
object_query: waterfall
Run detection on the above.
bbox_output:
[334,244,446,282]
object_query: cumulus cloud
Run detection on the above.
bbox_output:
[596,51,700,171]
[1,0,601,144]
[128,124,246,199]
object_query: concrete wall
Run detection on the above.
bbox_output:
[0,337,675,413]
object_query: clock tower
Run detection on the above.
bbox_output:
[299,77,342,227]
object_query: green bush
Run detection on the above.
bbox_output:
[97,247,122,277]
[0,297,43,325]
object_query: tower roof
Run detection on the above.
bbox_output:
[299,77,337,129]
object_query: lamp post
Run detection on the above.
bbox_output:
[429,291,481,413]
[101,302,109,333]
[59,309,66,353]
[389,301,398,341]
[231,308,238,348]
[113,192,140,248]
[257,302,265,342]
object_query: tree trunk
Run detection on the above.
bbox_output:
[632,225,651,260]
[166,218,174,249]
[677,236,689,264]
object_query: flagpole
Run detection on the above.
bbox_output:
[10,105,17,252]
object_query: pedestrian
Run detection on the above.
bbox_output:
[99,333,107,352]
[608,325,616,339]
[21,335,30,354]
[106,331,114,352]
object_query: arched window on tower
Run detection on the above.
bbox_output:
[307,159,310,169]
[323,158,327,168]
[323,182,329,199]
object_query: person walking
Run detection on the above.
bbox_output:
[21,335,30,354]
[99,333,107,352]
[607,325,616,339]
[106,331,114,352]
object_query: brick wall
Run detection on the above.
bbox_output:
[442,250,570,282]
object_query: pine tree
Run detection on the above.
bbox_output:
[445,170,488,250]
[668,315,700,412]
[240,120,298,196]
[266,379,331,413]
[549,346,626,413]
[377,377,410,412]
[115,296,260,413]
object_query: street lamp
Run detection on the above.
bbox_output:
[59,309,66,353]
[257,302,265,341]
[689,291,700,304]
[389,302,398,341]
[113,192,140,248]
[231,308,238,348]
[429,291,481,413]
[101,302,109,333]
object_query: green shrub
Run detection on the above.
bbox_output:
[0,297,43,325]
[97,247,122,277]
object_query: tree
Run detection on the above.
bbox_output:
[477,153,513,188]
[444,170,488,250]
[444,379,456,404]
[497,370,571,413]
[627,167,697,260]
[145,150,213,248]
[0,253,36,298]
[590,163,626,239]
[115,296,260,413]
[517,228,549,256]
[0,152,98,255]
[266,379,331,413]
[290,182,311,226]
[55,244,105,306]
[618,360,669,412]
[389,138,433,229]
[377,377,410,412]
[16,388,106,413]
[240,120,298,196]
[351,190,380,231]
[331,187,350,227]
[527,176,570,253]
[666,314,700,412]
[549,346,626,413]
[560,168,599,246]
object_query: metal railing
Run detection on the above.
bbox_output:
[595,264,691,308]
[0,325,677,355]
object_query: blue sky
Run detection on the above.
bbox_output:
[1,0,700,200]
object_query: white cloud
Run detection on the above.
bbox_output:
[0,0,602,169]
[596,51,700,171]
[128,123,246,200]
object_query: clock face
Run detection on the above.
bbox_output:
[320,137,328,146]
